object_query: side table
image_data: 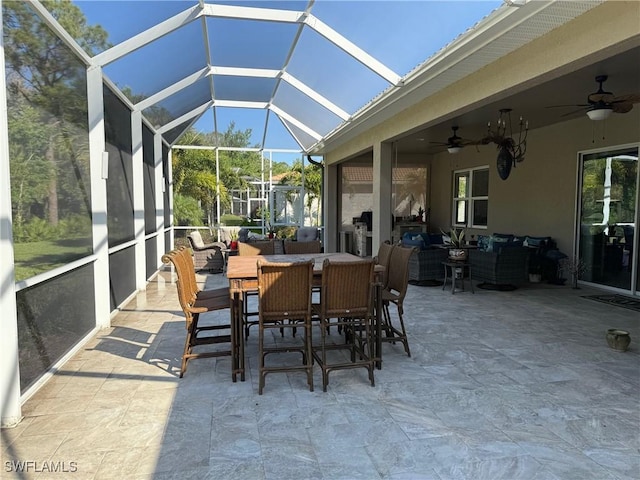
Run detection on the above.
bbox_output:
[442,261,474,294]
[222,248,238,273]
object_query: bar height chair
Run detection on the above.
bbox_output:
[256,259,314,394]
[312,258,376,392]
[161,249,232,377]
[380,245,414,357]
[238,240,276,340]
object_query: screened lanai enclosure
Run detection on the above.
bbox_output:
[1,0,508,426]
[3,0,640,428]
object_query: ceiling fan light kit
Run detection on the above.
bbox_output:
[586,107,612,121]
[431,126,476,154]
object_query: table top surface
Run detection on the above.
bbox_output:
[227,252,376,279]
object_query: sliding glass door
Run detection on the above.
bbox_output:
[578,146,639,294]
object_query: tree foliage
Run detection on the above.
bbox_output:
[4,0,109,234]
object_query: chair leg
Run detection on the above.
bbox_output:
[395,308,411,357]
[181,313,198,378]
[258,320,266,395]
[381,302,411,357]
[305,319,314,392]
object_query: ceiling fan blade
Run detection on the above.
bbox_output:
[546,104,591,109]
[588,92,615,104]
[560,107,589,117]
[612,93,640,104]
[612,102,633,114]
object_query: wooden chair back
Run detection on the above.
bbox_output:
[257,260,313,322]
[374,241,395,289]
[318,259,374,319]
[283,240,322,254]
[386,245,414,302]
[238,241,275,256]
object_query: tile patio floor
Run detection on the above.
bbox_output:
[2,269,639,480]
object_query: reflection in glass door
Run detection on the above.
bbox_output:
[578,147,638,294]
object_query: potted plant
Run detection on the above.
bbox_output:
[442,227,467,261]
[229,230,239,250]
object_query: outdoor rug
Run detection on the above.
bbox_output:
[582,294,640,313]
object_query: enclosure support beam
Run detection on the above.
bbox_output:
[0,10,22,427]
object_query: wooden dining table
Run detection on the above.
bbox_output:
[226,252,384,382]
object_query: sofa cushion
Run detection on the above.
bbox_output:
[402,232,429,250]
[493,233,514,241]
[524,235,551,249]
[487,235,511,252]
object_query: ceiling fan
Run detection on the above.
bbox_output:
[548,75,640,120]
[430,126,477,154]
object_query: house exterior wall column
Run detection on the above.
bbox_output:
[373,142,393,248]
[324,162,339,252]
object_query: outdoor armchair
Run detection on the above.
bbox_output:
[187,231,225,273]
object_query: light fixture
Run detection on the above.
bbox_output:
[483,108,528,180]
[586,107,612,121]
[447,146,462,154]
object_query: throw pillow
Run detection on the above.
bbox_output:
[476,235,490,252]
[488,234,511,252]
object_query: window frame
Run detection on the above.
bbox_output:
[452,166,489,229]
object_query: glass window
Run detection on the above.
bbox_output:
[578,147,638,291]
[453,167,488,228]
[4,2,92,281]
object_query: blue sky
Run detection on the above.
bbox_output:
[74,1,501,156]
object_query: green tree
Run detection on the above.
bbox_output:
[173,194,204,226]
[173,130,227,225]
[4,0,110,226]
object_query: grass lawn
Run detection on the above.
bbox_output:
[13,238,92,282]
